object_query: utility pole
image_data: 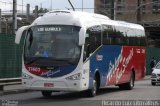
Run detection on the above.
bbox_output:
[0,9,2,33]
[111,0,115,20]
[13,0,17,34]
[82,0,83,11]
[26,4,30,22]
[22,0,23,14]
[40,2,42,9]
[114,1,116,20]
[137,0,141,23]
[35,5,39,18]
[50,0,52,11]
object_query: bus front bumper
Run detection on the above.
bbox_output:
[22,79,88,92]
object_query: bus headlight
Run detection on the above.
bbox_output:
[66,73,81,80]
[22,73,33,79]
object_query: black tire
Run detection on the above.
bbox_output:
[127,71,135,90]
[119,71,135,90]
[118,84,126,90]
[41,91,52,97]
[151,82,156,86]
[87,78,98,97]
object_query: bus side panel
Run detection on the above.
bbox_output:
[131,46,146,81]
[88,45,146,88]
[106,46,146,86]
[89,45,122,88]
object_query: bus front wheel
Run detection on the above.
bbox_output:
[126,71,135,90]
[41,91,52,97]
[87,78,98,97]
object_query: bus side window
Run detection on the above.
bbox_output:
[102,32,111,45]
[86,26,102,53]
[102,25,125,45]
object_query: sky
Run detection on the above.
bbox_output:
[0,0,94,13]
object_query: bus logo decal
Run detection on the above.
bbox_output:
[96,54,103,61]
[107,48,134,84]
[136,49,141,53]
[41,70,61,77]
[28,67,40,72]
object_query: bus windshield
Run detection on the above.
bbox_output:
[24,25,81,67]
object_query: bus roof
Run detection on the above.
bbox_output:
[31,10,144,31]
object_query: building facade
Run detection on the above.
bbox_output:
[95,0,160,23]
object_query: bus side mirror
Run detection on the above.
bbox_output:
[83,44,90,62]
[15,26,28,44]
[86,44,90,58]
[79,27,86,45]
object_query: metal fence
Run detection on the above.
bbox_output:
[0,34,24,79]
[146,47,160,75]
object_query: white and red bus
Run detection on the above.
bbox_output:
[15,10,146,97]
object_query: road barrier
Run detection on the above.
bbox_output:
[0,78,21,90]
[146,47,160,75]
[0,34,24,90]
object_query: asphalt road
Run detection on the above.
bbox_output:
[0,79,160,106]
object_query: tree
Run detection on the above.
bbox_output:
[33,8,49,13]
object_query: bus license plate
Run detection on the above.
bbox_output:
[44,83,54,87]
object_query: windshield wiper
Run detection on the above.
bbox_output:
[26,57,43,65]
[54,59,75,65]
[25,58,76,66]
[66,60,76,65]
